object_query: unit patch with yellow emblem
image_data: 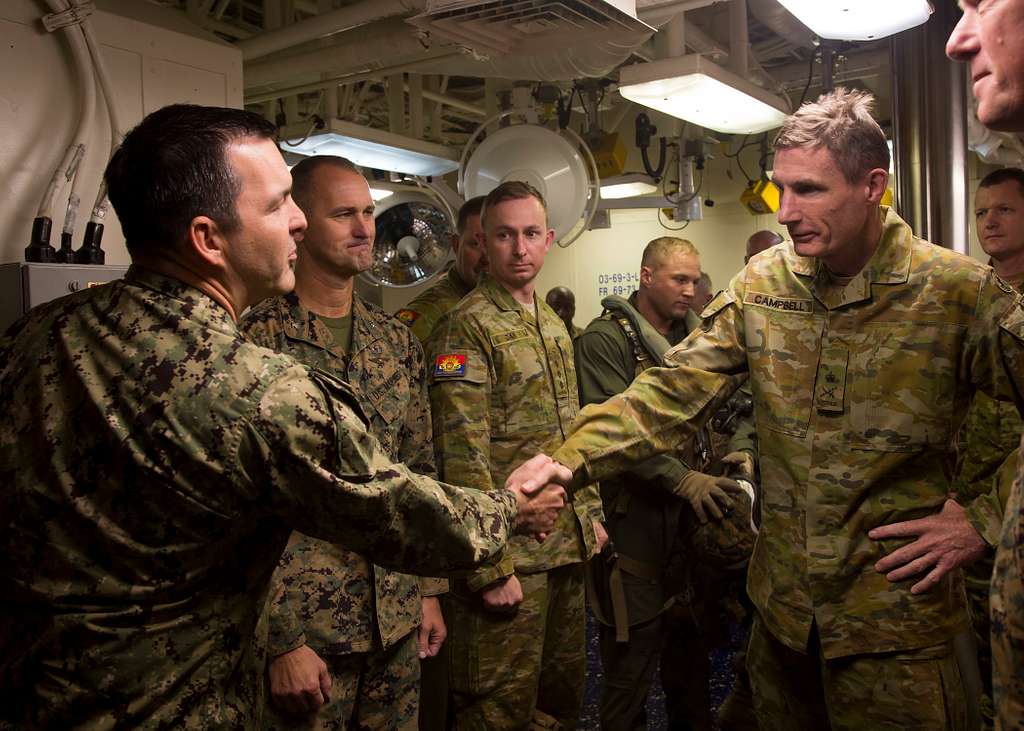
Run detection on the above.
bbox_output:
[434,353,467,378]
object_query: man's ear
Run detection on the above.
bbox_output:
[187,215,227,268]
[640,265,653,287]
[865,168,889,206]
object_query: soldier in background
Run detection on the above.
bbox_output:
[242,156,447,730]
[511,88,1024,730]
[745,230,784,264]
[693,271,715,313]
[951,168,1024,729]
[427,181,606,729]
[575,236,755,730]
[948,9,1024,725]
[546,285,584,339]
[0,105,568,728]
[398,196,487,343]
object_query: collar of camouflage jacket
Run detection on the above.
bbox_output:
[274,290,383,356]
[126,265,239,335]
[477,273,538,321]
[787,205,915,311]
[446,266,474,298]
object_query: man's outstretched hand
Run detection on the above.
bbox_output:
[869,498,987,594]
[505,454,572,539]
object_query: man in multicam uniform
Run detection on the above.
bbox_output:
[241,155,447,730]
[397,196,487,343]
[575,236,754,730]
[952,168,1024,729]
[427,181,606,729]
[509,88,1024,730]
[949,8,1024,727]
[0,105,569,729]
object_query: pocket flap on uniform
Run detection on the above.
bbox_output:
[428,350,488,384]
[999,294,1024,343]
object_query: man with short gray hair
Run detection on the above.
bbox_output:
[508,88,1024,729]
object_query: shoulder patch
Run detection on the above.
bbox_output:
[433,353,467,377]
[395,308,419,326]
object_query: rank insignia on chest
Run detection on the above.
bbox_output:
[434,353,467,377]
[395,309,419,326]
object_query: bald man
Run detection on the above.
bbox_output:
[546,286,583,339]
[745,230,785,264]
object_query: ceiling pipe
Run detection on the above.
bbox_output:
[237,0,422,61]
[728,0,748,76]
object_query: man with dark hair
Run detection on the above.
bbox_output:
[0,105,568,728]
[575,235,754,730]
[745,230,785,264]
[545,285,582,338]
[241,155,447,730]
[427,180,606,728]
[509,88,1024,729]
[398,196,487,342]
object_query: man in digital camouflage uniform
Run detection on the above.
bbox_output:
[0,105,569,729]
[241,155,448,729]
[427,181,606,729]
[949,7,1024,727]
[397,196,487,343]
[952,168,1024,729]
[509,88,1024,730]
[575,236,756,730]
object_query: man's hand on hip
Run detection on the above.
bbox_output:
[869,498,988,594]
[268,644,332,716]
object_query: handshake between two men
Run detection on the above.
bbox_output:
[506,454,575,539]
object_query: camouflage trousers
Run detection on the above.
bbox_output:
[444,563,586,730]
[264,631,420,730]
[747,614,967,730]
[991,470,1024,731]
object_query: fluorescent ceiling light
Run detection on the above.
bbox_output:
[776,0,932,41]
[618,55,789,135]
[601,173,659,199]
[279,118,459,177]
[369,187,395,202]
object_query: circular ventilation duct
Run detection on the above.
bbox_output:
[363,190,454,288]
[463,124,594,244]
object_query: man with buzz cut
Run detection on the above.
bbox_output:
[398,195,487,343]
[427,181,606,729]
[507,88,1024,730]
[0,105,569,729]
[241,155,448,730]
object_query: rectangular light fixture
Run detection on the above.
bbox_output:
[279,118,460,177]
[776,0,932,41]
[618,55,789,135]
[600,173,659,200]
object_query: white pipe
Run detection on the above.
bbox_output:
[237,0,420,61]
[38,0,95,219]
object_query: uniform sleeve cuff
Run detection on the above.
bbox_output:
[465,555,516,592]
[268,630,307,658]
[419,577,448,596]
[963,490,1004,548]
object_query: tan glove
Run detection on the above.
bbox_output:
[720,451,755,481]
[675,470,744,524]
